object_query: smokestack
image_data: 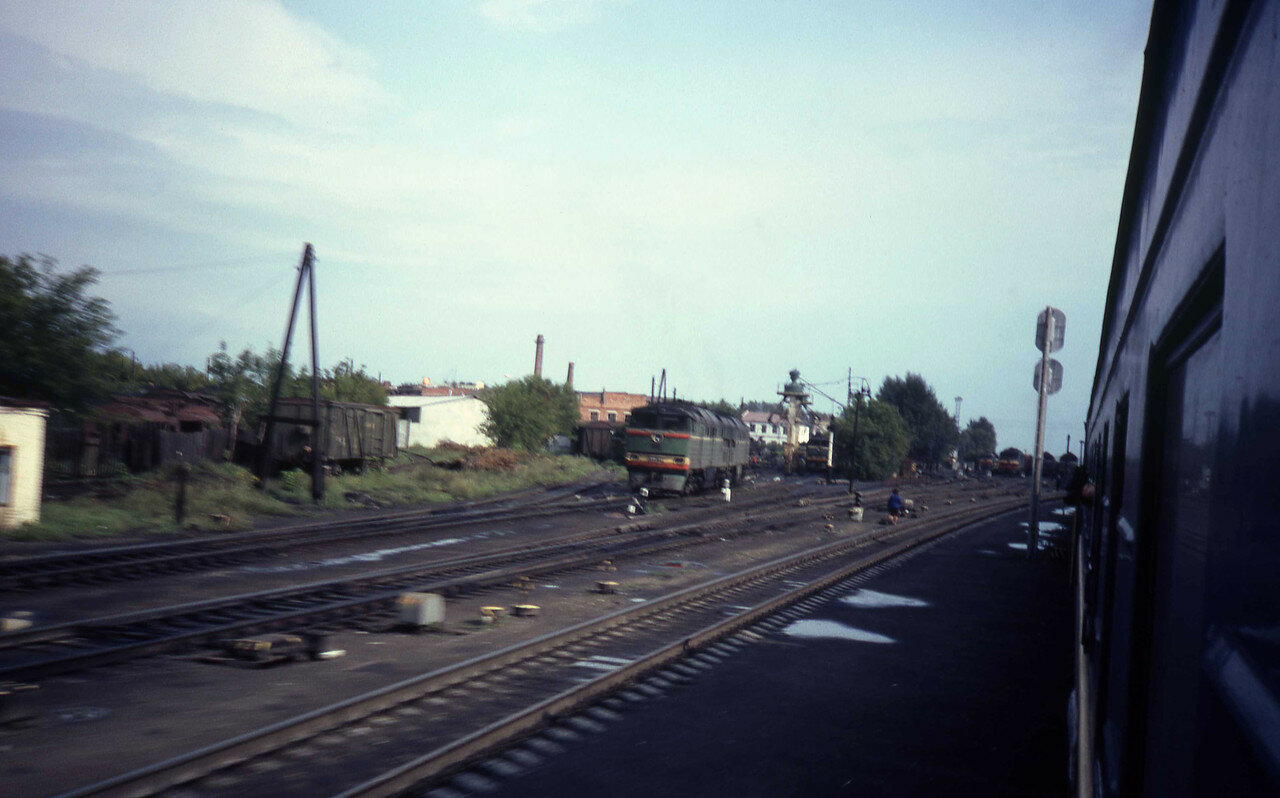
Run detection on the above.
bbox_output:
[534,334,545,378]
[566,361,574,390]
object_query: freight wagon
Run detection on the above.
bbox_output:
[266,398,398,471]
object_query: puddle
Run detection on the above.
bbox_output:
[56,706,110,723]
[1008,541,1058,551]
[1018,521,1066,532]
[780,619,895,644]
[839,589,929,608]
[242,537,466,573]
[1051,507,1076,517]
[572,655,632,671]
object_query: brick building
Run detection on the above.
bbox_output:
[577,391,649,425]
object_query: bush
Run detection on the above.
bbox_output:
[480,377,578,451]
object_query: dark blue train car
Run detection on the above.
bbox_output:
[1075,2,1280,796]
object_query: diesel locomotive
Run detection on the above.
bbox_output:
[623,401,749,494]
[797,432,833,475]
[1073,2,1280,795]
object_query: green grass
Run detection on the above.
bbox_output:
[9,450,621,542]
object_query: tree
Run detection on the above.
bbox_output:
[830,396,911,480]
[0,255,119,410]
[876,373,959,469]
[204,347,388,433]
[958,416,998,461]
[308,359,387,406]
[480,376,578,451]
[694,398,739,416]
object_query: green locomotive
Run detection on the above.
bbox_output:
[624,402,750,494]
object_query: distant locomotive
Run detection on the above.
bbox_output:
[623,402,749,494]
[995,447,1025,477]
[797,432,833,475]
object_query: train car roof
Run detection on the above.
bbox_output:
[633,401,747,429]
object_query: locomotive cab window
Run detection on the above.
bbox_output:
[659,415,689,432]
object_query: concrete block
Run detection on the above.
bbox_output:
[397,592,445,627]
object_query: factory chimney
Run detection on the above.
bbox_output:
[533,334,545,378]
[566,361,575,390]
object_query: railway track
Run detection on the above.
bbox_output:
[0,481,626,592]
[56,493,1028,798]
[0,481,911,681]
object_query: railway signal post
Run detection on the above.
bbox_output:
[1029,306,1064,557]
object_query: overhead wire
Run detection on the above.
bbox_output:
[99,252,296,278]
[181,267,300,345]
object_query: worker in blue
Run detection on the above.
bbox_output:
[886,487,905,520]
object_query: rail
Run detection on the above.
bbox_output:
[56,494,1027,798]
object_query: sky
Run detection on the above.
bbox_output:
[0,0,1153,454]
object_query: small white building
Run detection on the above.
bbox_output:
[740,410,813,447]
[0,398,50,529]
[389,394,492,449]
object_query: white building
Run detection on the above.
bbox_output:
[0,399,49,529]
[741,410,812,447]
[388,394,492,449]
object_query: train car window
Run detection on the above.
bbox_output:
[0,447,11,505]
[1095,395,1128,779]
[1134,315,1222,797]
[1087,422,1110,627]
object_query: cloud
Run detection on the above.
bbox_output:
[0,0,387,128]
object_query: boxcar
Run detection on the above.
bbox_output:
[573,421,625,462]
[268,399,398,469]
[623,402,749,494]
[1074,2,1280,796]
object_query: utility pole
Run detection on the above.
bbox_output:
[848,382,869,493]
[258,244,325,503]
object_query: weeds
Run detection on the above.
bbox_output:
[11,449,617,542]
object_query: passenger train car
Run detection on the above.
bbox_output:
[1075,2,1280,795]
[623,402,749,494]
